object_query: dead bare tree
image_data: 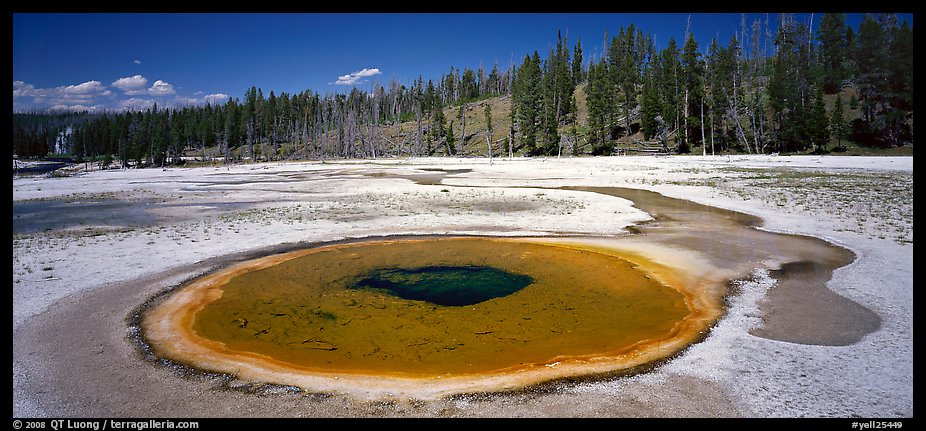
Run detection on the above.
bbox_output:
[701,95,707,156]
[415,103,423,156]
[460,104,466,153]
[485,104,494,165]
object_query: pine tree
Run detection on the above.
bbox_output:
[681,33,704,153]
[432,99,447,155]
[572,37,584,84]
[818,13,847,94]
[640,63,660,140]
[658,38,682,145]
[586,59,610,149]
[515,51,543,154]
[244,87,256,159]
[554,31,575,123]
[886,19,913,144]
[855,15,884,129]
[266,90,278,157]
[608,26,639,138]
[830,94,847,150]
[170,110,184,164]
[843,26,857,78]
[461,68,477,101]
[769,16,812,153]
[808,86,830,152]
[619,27,640,137]
[540,51,560,155]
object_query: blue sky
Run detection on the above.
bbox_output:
[12,13,912,113]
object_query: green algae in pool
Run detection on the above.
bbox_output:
[351,265,534,306]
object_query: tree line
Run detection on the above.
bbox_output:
[12,65,517,164]
[585,13,912,155]
[12,13,912,165]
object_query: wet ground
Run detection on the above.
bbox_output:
[565,187,879,346]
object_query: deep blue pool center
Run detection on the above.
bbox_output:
[351,265,534,306]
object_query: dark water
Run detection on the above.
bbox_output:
[13,162,69,176]
[12,198,263,235]
[13,199,156,234]
[352,265,533,306]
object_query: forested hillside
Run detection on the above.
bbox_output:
[13,13,912,165]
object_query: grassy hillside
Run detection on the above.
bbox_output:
[384,94,516,157]
[380,85,592,157]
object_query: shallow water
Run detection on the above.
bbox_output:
[12,199,156,234]
[563,187,880,346]
[12,198,266,234]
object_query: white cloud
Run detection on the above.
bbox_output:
[14,80,111,108]
[118,97,156,111]
[173,96,199,107]
[171,93,230,108]
[49,104,104,113]
[13,81,36,98]
[203,93,229,104]
[334,67,382,85]
[14,78,233,113]
[148,80,175,96]
[62,80,105,94]
[112,75,149,93]
[134,59,142,64]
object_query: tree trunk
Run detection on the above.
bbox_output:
[486,131,493,164]
[683,88,689,148]
[730,102,751,153]
[508,120,514,158]
[369,108,376,159]
[556,94,563,157]
[726,78,752,154]
[272,117,279,159]
[303,109,309,159]
[395,103,402,157]
[415,107,422,156]
[749,99,761,154]
[756,92,766,153]
[247,120,254,161]
[460,105,466,151]
[701,97,706,156]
